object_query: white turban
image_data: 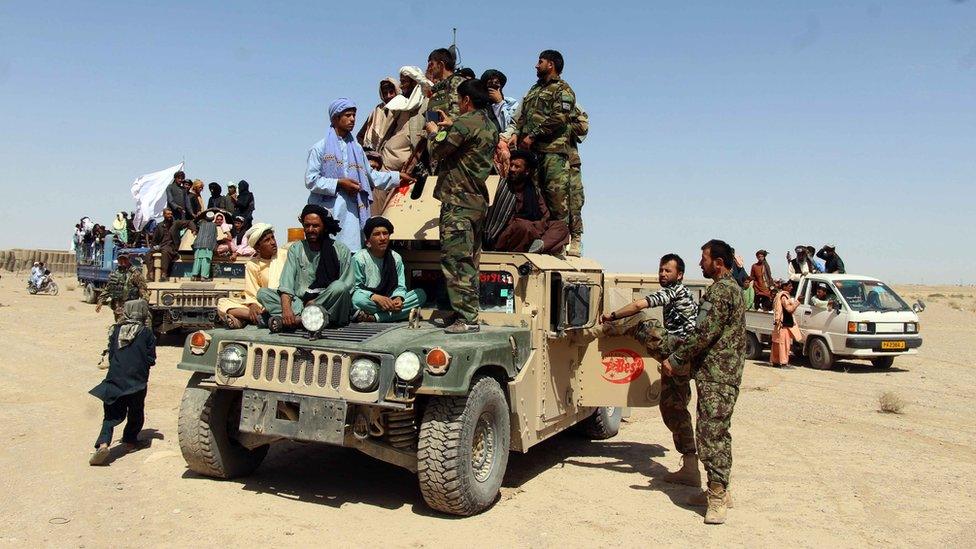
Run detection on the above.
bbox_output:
[386,66,431,113]
[245,223,274,248]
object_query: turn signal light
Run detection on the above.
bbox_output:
[189,331,211,355]
[425,347,451,375]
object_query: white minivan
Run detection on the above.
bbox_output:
[744,274,923,369]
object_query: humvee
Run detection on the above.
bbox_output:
[145,248,249,335]
[175,177,699,516]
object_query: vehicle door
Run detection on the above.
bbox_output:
[574,276,661,409]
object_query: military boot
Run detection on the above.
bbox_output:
[662,453,702,487]
[704,482,729,524]
[687,484,733,508]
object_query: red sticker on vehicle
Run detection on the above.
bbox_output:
[601,348,645,384]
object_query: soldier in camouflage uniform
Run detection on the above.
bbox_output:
[512,50,579,254]
[566,105,588,256]
[425,78,499,334]
[663,239,746,525]
[426,48,466,121]
[96,253,149,322]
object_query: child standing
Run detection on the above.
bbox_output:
[191,210,218,281]
[89,299,156,465]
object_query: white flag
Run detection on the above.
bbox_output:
[131,162,183,230]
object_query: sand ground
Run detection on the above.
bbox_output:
[0,275,974,548]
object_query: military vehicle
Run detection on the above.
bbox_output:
[175,177,695,516]
[145,248,249,335]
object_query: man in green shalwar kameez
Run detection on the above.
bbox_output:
[257,204,354,328]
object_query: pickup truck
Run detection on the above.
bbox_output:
[76,240,150,304]
[744,274,923,369]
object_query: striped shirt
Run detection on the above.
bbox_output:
[645,282,699,339]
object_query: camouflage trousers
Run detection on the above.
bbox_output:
[539,153,584,239]
[440,203,486,324]
[567,163,585,240]
[631,320,696,455]
[695,380,739,487]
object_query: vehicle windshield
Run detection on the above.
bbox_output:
[833,279,910,312]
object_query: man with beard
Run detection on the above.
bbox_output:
[351,216,427,323]
[750,249,775,310]
[509,50,579,254]
[357,77,401,151]
[257,205,354,329]
[426,48,465,120]
[165,171,188,220]
[96,253,149,321]
[493,150,568,254]
[218,223,287,329]
[423,78,498,334]
[305,98,415,252]
[207,182,236,212]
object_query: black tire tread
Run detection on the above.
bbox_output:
[578,407,621,440]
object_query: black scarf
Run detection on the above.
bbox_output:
[514,180,543,222]
[307,238,341,296]
[364,250,398,297]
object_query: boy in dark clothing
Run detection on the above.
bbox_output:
[191,210,218,281]
[89,299,156,465]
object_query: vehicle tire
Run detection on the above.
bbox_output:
[83,283,97,304]
[417,376,510,516]
[808,338,834,370]
[576,406,622,440]
[871,356,895,369]
[177,373,268,478]
[744,332,762,361]
[49,282,59,296]
[28,285,37,295]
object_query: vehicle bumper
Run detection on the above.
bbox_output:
[842,336,922,355]
[152,307,218,330]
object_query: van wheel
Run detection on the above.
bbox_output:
[871,356,894,369]
[83,283,97,304]
[744,332,762,360]
[417,376,510,516]
[808,338,834,370]
[576,406,622,440]
[178,373,268,478]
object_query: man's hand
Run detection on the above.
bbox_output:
[391,296,404,312]
[371,294,396,312]
[338,178,361,195]
[398,172,416,186]
[494,140,511,177]
[661,358,674,377]
[488,88,503,104]
[282,308,300,328]
[424,121,439,135]
[434,110,452,128]
[518,135,534,150]
[95,303,102,313]
[786,251,793,261]
[246,303,263,324]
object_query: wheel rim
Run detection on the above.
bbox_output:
[471,412,496,483]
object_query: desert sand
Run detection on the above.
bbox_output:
[0,275,974,548]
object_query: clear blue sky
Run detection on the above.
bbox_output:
[1,1,973,284]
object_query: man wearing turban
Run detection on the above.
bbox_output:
[351,216,427,323]
[305,98,415,252]
[216,223,288,329]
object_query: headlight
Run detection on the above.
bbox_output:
[301,305,327,332]
[905,322,918,333]
[161,293,175,306]
[218,343,247,377]
[847,322,873,334]
[349,357,379,391]
[395,351,422,381]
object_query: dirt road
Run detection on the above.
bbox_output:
[0,276,973,547]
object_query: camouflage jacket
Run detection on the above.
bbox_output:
[568,105,589,167]
[668,274,745,386]
[98,266,149,306]
[428,74,466,121]
[514,76,576,155]
[428,108,499,210]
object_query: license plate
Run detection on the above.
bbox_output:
[881,341,906,350]
[239,390,347,445]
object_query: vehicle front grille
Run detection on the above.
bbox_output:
[239,344,353,397]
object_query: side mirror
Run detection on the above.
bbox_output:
[912,299,926,314]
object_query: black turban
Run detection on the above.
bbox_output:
[362,216,394,238]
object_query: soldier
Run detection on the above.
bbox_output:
[424,78,498,333]
[567,105,588,255]
[662,239,746,525]
[426,48,465,121]
[512,50,579,255]
[96,253,149,322]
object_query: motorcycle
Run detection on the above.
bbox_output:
[27,273,59,296]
